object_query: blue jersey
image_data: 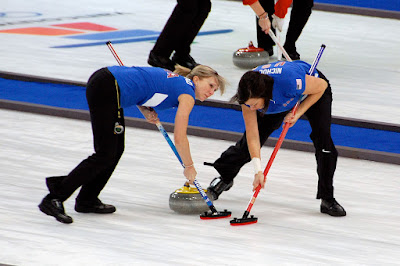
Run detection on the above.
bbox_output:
[253,60,318,114]
[107,66,196,111]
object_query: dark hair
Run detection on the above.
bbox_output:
[230,71,274,112]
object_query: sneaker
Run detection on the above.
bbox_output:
[75,198,116,214]
[207,177,233,200]
[148,51,175,71]
[320,198,346,217]
[171,53,199,70]
[38,195,73,224]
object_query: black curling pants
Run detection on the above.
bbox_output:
[257,0,313,53]
[257,0,276,52]
[53,68,125,202]
[213,71,337,200]
[151,0,212,58]
[284,0,313,53]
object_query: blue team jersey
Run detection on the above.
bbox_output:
[252,60,318,114]
[107,66,196,111]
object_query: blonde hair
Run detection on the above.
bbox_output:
[174,64,226,95]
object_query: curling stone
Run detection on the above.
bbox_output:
[232,41,269,69]
[169,182,213,214]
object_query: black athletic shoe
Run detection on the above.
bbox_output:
[38,195,73,224]
[148,51,175,71]
[75,198,116,214]
[207,177,233,200]
[171,53,199,70]
[320,198,346,217]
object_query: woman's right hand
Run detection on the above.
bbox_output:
[258,15,271,34]
[184,166,197,184]
[252,171,265,191]
[139,106,159,124]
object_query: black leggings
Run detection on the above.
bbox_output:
[213,71,337,200]
[58,68,125,202]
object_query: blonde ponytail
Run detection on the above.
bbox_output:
[174,64,226,95]
[173,64,192,77]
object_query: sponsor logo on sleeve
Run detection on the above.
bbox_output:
[296,79,302,90]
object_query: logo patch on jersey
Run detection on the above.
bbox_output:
[166,71,179,78]
[296,79,302,90]
[142,93,168,107]
[261,64,271,69]
[274,62,286,67]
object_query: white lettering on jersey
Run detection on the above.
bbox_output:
[142,93,168,107]
[259,68,282,75]
[184,77,193,86]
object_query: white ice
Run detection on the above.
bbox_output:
[0,109,399,265]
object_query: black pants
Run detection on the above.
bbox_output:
[151,0,212,58]
[257,0,314,53]
[257,0,276,52]
[54,68,125,202]
[213,71,337,200]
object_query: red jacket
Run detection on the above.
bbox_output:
[242,0,292,18]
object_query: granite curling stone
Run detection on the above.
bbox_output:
[169,182,213,214]
[232,41,270,69]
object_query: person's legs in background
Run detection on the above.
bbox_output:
[283,0,314,60]
[172,0,211,69]
[257,0,276,56]
[148,0,211,70]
